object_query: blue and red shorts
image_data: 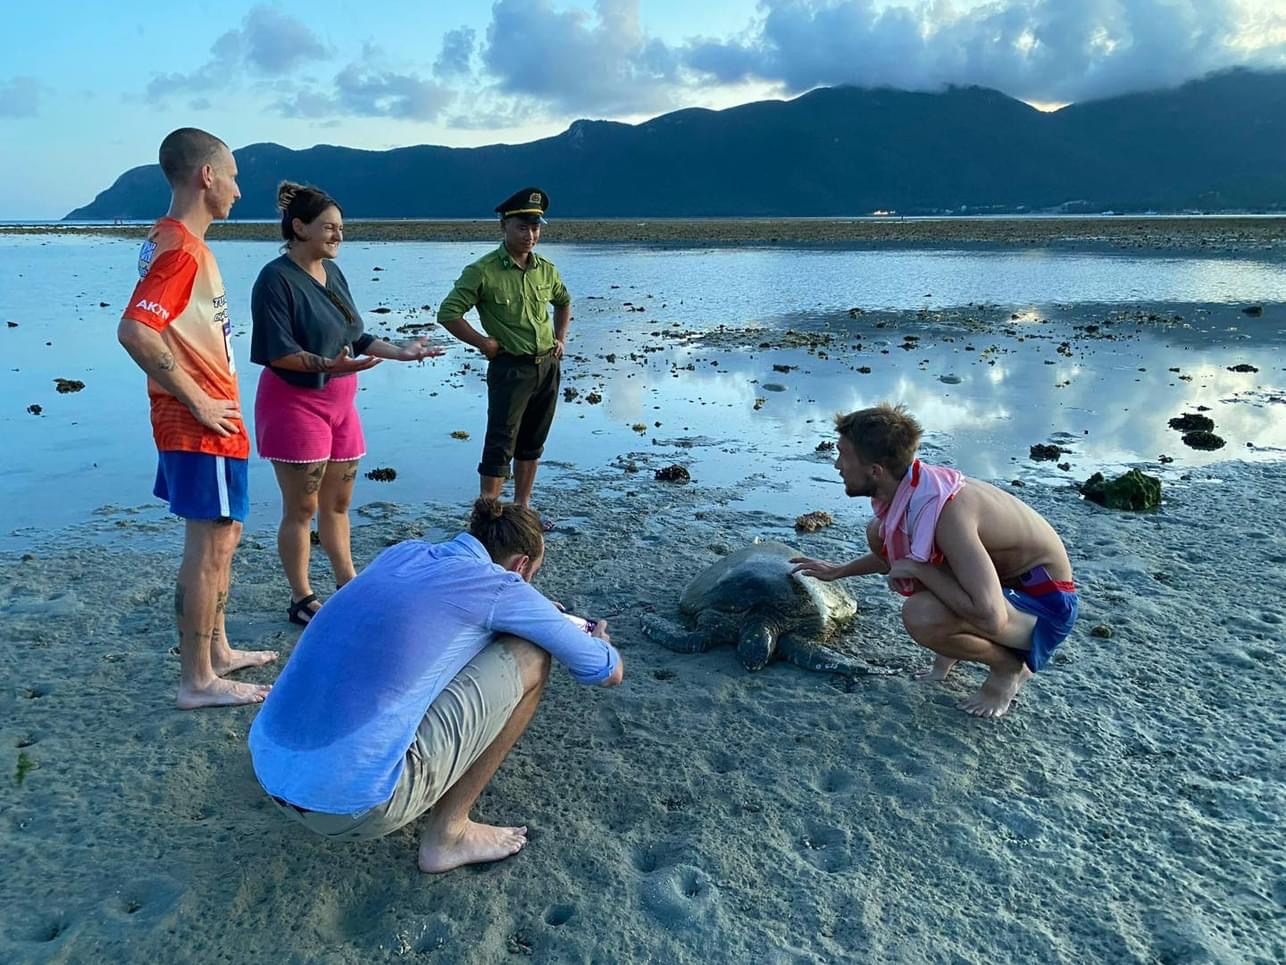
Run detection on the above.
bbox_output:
[1004,565,1078,672]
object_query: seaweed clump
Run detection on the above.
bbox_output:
[1182,431,1225,451]
[1080,469,1162,511]
[1168,413,1213,433]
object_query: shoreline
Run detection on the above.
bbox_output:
[3,215,1285,253]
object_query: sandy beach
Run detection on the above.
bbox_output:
[2,451,1284,962]
[2,224,1284,963]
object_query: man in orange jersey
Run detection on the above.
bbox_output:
[118,128,277,709]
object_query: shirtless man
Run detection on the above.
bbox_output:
[117,128,276,708]
[792,403,1077,717]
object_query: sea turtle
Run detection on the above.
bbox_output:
[643,541,861,673]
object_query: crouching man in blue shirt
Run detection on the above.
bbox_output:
[248,498,622,873]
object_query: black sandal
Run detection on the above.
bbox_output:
[287,593,320,626]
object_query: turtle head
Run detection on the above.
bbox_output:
[736,620,777,671]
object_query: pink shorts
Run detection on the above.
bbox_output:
[254,368,366,464]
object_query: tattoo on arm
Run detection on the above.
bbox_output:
[157,351,177,372]
[296,351,332,372]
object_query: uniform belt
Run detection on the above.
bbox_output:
[499,350,554,364]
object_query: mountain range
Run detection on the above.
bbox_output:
[66,69,1286,220]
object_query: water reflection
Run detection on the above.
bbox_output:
[1,236,1282,540]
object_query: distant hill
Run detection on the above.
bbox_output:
[66,69,1286,220]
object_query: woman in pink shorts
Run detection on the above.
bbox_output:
[250,182,442,625]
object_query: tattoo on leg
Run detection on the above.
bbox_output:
[305,463,325,494]
[174,583,185,618]
[215,590,228,615]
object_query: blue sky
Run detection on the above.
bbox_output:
[2,0,1282,218]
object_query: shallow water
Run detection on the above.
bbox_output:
[2,235,1283,542]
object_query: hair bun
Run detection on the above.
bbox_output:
[276,181,303,213]
[471,497,505,525]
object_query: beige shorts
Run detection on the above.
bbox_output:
[272,641,524,841]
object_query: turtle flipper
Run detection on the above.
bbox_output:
[642,615,713,653]
[736,620,777,671]
[778,635,864,674]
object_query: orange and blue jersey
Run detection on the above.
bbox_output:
[120,218,249,459]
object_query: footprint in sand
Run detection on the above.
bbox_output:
[705,750,737,775]
[631,840,686,874]
[641,865,717,927]
[594,706,626,742]
[543,904,575,927]
[814,767,856,794]
[798,823,855,874]
[16,909,76,946]
[108,876,184,927]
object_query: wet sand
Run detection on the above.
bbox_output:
[2,447,1284,962]
[4,215,1285,253]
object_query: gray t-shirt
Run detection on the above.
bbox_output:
[250,255,375,389]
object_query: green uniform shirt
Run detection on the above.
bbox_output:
[437,245,571,355]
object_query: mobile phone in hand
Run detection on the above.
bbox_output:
[563,613,597,634]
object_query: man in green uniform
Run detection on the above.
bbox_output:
[438,187,572,516]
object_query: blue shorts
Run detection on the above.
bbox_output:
[153,451,249,522]
[1004,585,1078,672]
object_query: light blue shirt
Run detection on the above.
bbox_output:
[248,533,620,813]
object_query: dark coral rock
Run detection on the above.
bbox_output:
[1080,469,1162,511]
[1226,363,1258,373]
[365,467,397,481]
[654,464,690,482]
[1030,443,1063,461]
[1168,413,1214,432]
[1182,431,1225,451]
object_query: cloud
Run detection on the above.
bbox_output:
[238,5,329,74]
[434,27,477,78]
[274,46,454,122]
[0,76,42,118]
[679,0,1286,104]
[479,0,677,115]
[145,4,329,103]
[332,63,455,120]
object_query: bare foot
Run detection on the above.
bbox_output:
[176,677,271,710]
[417,819,528,874]
[213,648,278,676]
[914,655,958,682]
[960,664,1033,718]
